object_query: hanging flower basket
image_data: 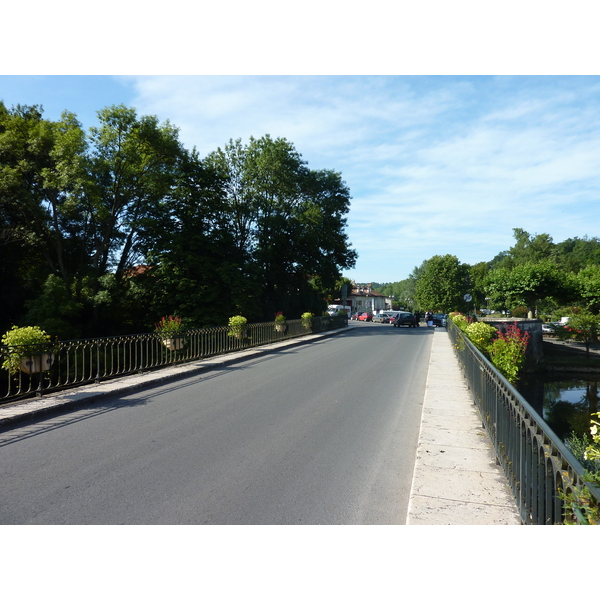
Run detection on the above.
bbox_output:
[228,315,248,339]
[155,315,185,350]
[301,312,314,330]
[1,325,56,375]
[274,312,286,332]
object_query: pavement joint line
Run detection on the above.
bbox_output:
[409,493,517,508]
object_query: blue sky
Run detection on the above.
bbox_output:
[2,75,600,285]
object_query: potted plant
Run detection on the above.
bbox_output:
[155,315,185,350]
[228,315,248,339]
[1,325,56,375]
[301,312,314,330]
[274,311,287,332]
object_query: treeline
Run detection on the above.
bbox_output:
[375,228,600,316]
[0,102,357,339]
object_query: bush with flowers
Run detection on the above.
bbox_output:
[450,314,530,385]
[465,321,497,353]
[488,323,530,384]
[155,315,183,338]
[449,313,469,332]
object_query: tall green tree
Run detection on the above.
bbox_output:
[0,102,88,334]
[414,254,469,313]
[206,135,356,319]
[485,260,563,317]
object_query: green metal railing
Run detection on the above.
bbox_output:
[0,316,347,404]
[447,319,600,524]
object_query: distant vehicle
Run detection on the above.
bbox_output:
[350,313,360,321]
[393,312,417,328]
[358,312,373,322]
[327,304,352,316]
[433,313,448,327]
[372,314,390,323]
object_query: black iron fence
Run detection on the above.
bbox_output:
[447,319,600,524]
[0,316,347,404]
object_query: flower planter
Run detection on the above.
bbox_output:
[275,323,286,332]
[20,353,55,375]
[162,337,184,351]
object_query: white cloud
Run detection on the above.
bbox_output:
[121,75,600,282]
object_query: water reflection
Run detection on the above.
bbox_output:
[518,376,600,441]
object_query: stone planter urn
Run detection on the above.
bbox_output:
[20,353,55,375]
[162,337,184,351]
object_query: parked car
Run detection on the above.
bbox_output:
[393,312,417,327]
[358,312,373,322]
[372,313,389,323]
[433,313,448,327]
[350,313,360,321]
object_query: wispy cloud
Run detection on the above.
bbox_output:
[32,74,600,283]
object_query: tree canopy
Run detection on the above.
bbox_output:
[0,102,357,337]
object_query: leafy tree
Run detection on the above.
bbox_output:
[84,104,185,280]
[554,236,600,272]
[572,264,600,313]
[414,254,469,313]
[485,260,564,317]
[0,102,87,332]
[206,135,356,320]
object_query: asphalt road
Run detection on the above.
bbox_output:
[0,323,434,524]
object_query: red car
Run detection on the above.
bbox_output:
[358,312,373,322]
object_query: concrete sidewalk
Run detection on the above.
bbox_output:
[0,323,522,524]
[406,327,522,524]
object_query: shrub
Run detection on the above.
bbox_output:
[449,313,469,331]
[465,321,497,353]
[489,323,530,384]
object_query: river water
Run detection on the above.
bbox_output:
[518,375,600,442]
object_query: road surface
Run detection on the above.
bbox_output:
[0,323,434,524]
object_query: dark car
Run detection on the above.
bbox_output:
[358,312,373,322]
[393,312,417,327]
[433,313,448,327]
